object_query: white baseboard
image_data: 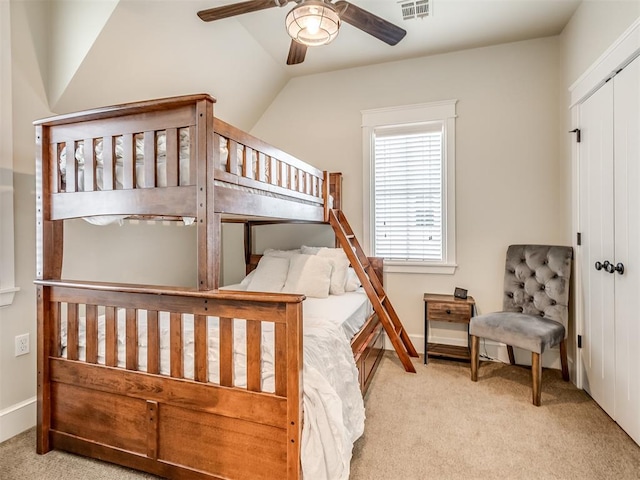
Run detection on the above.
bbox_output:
[0,396,36,443]
[383,332,565,370]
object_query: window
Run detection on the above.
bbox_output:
[362,100,457,274]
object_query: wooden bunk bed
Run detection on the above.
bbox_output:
[34,93,417,479]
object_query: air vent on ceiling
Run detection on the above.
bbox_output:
[399,0,430,20]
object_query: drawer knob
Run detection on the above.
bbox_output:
[446,309,451,314]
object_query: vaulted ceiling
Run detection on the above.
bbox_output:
[44,0,581,129]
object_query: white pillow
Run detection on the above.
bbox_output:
[300,245,323,255]
[239,269,255,288]
[245,256,290,293]
[263,248,301,258]
[315,248,350,295]
[282,254,332,298]
[345,267,361,292]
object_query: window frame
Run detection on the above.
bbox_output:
[362,100,457,274]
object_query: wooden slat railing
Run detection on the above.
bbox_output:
[147,310,160,374]
[213,118,325,206]
[36,95,331,251]
[36,280,304,396]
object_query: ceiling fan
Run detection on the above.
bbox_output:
[197,0,407,65]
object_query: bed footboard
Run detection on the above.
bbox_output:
[36,280,304,480]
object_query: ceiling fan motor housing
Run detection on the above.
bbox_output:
[198,0,407,65]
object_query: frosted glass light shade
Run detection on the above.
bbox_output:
[285,1,340,47]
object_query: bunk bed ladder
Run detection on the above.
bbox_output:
[328,209,419,373]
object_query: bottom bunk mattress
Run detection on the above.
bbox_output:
[59,289,372,480]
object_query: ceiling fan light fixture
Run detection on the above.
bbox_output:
[285,1,341,47]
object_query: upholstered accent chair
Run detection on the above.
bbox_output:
[470,245,573,406]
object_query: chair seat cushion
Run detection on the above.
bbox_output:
[469,312,565,354]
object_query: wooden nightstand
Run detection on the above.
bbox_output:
[423,293,475,363]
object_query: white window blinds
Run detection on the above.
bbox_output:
[373,123,443,261]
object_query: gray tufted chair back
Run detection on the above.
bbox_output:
[502,245,573,329]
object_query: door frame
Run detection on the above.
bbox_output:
[570,18,640,390]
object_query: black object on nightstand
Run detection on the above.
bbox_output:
[453,287,468,299]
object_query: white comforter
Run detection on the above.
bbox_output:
[62,301,365,480]
[301,316,365,480]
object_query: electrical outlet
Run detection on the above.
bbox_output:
[15,333,30,357]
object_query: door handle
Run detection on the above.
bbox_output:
[595,260,624,274]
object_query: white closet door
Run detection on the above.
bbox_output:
[613,55,640,445]
[578,80,616,417]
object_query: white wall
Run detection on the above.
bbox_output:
[50,0,290,131]
[4,0,640,443]
[47,0,118,107]
[1,0,18,308]
[561,0,640,88]
[62,220,198,287]
[251,37,568,363]
[1,1,53,442]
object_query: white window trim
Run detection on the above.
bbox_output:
[362,100,457,274]
[1,1,19,307]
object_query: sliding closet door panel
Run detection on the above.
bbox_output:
[578,80,615,417]
[613,55,640,445]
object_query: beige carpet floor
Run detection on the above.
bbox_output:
[1,353,639,479]
[351,354,640,479]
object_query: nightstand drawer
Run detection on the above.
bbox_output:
[427,302,471,323]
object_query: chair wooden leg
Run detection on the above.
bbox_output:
[507,345,515,365]
[532,352,542,406]
[470,335,479,382]
[559,339,570,381]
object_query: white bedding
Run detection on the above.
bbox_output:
[226,282,371,342]
[302,288,372,341]
[60,290,369,480]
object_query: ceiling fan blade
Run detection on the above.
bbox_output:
[287,40,308,65]
[334,1,407,46]
[198,0,282,22]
